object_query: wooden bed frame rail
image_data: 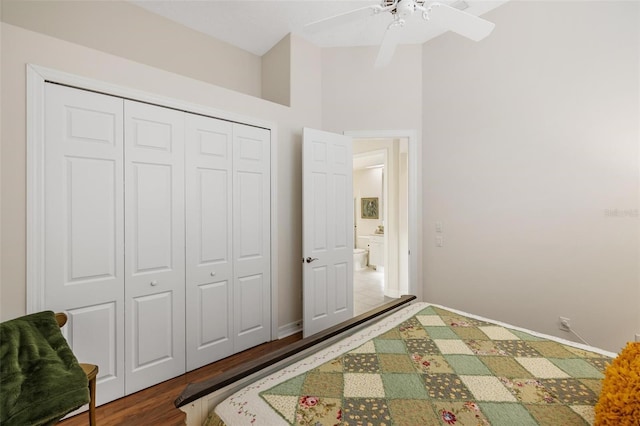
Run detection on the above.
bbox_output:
[175,295,416,424]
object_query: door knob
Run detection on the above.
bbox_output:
[150,280,158,286]
[305,257,319,263]
[210,272,216,277]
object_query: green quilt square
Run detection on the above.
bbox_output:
[510,330,546,341]
[445,355,492,375]
[417,306,438,315]
[479,356,534,378]
[374,339,407,353]
[525,404,591,426]
[527,341,578,358]
[452,326,490,341]
[479,402,538,426]
[382,373,430,399]
[378,354,415,373]
[549,358,604,378]
[261,374,306,396]
[388,400,439,425]
[377,328,402,339]
[301,371,343,398]
[424,326,459,339]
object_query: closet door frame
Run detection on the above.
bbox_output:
[26,64,280,343]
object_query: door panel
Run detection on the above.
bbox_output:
[44,83,125,404]
[302,128,353,337]
[131,292,174,368]
[185,114,234,370]
[66,302,119,405]
[233,124,271,352]
[124,100,185,394]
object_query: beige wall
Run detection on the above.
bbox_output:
[322,44,423,134]
[2,0,639,354]
[262,34,291,106]
[1,0,262,97]
[0,22,321,329]
[422,1,639,353]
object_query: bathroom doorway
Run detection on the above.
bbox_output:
[352,138,409,315]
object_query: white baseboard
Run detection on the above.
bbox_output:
[278,320,302,339]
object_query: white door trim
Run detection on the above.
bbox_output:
[26,64,280,340]
[344,129,422,302]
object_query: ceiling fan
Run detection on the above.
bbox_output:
[304,0,495,67]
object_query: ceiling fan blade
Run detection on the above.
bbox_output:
[428,3,495,41]
[304,6,378,34]
[374,23,402,68]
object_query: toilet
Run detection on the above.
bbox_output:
[353,236,370,271]
[353,248,368,271]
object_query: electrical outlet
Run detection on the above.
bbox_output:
[436,236,444,247]
[559,316,571,332]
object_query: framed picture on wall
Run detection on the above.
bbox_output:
[361,197,379,219]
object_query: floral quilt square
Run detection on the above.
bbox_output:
[411,353,454,374]
[432,401,491,426]
[423,373,474,400]
[342,398,391,425]
[342,353,381,373]
[465,339,509,356]
[538,378,599,405]
[405,337,441,355]
[343,373,385,398]
[295,396,342,425]
[499,377,557,404]
[495,340,542,357]
[398,318,429,339]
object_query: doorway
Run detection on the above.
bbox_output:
[352,138,409,315]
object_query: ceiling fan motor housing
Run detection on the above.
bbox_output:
[396,0,418,17]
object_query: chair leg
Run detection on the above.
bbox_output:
[88,373,96,426]
[80,363,98,426]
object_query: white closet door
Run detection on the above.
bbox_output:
[185,113,234,371]
[44,83,125,404]
[233,124,271,352]
[124,100,186,394]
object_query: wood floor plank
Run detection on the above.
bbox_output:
[59,333,301,426]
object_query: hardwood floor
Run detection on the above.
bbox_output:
[60,333,302,426]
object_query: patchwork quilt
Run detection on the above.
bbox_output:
[207,303,616,425]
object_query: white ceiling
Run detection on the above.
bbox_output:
[133,0,507,56]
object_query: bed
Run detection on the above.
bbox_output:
[175,296,618,425]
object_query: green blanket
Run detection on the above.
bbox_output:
[0,311,89,426]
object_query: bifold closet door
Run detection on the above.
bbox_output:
[185,113,234,371]
[233,124,271,353]
[44,83,125,404]
[124,100,186,394]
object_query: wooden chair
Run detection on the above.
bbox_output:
[55,313,99,426]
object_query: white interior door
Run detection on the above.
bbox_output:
[233,123,271,352]
[44,83,125,404]
[185,113,234,370]
[124,100,186,394]
[302,127,353,338]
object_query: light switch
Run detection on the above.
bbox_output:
[435,221,443,233]
[436,236,444,247]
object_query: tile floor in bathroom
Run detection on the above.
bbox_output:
[354,267,396,316]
